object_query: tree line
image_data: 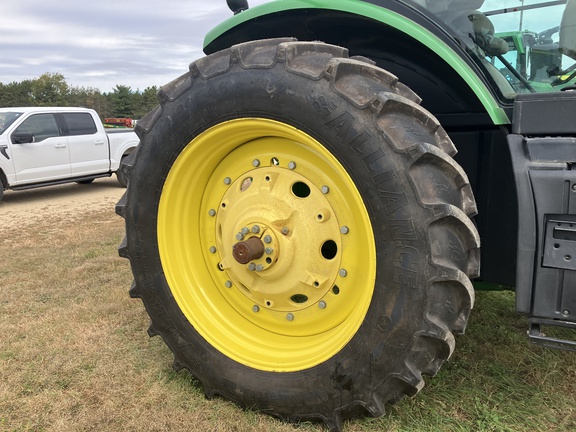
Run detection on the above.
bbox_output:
[0,72,159,120]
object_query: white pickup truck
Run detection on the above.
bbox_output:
[0,107,139,202]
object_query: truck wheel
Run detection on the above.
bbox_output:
[117,39,479,431]
[116,155,131,187]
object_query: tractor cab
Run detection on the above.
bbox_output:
[407,0,576,97]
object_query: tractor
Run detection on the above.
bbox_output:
[116,0,576,430]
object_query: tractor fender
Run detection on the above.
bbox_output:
[204,0,510,125]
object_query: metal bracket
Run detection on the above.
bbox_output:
[528,318,576,351]
[543,214,576,271]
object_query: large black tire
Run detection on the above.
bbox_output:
[117,39,479,431]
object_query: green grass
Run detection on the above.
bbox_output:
[0,206,575,431]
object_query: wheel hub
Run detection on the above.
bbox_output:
[215,166,342,313]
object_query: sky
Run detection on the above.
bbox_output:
[0,0,269,93]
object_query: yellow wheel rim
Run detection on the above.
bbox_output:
[158,118,376,372]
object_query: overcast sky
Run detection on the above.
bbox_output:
[0,0,269,93]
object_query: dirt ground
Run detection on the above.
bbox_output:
[0,176,125,232]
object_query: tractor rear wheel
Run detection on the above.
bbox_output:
[116,38,479,431]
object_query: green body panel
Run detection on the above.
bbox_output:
[204,0,510,125]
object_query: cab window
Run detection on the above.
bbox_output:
[13,114,60,142]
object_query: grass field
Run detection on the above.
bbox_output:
[1,204,575,431]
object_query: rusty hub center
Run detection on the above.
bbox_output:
[232,236,265,264]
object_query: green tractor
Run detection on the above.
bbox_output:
[116,0,576,430]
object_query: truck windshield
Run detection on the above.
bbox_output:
[410,0,576,98]
[0,112,23,135]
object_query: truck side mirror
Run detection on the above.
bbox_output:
[11,132,34,144]
[560,0,576,59]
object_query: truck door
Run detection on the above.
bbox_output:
[10,113,71,184]
[62,112,110,176]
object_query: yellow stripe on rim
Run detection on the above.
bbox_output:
[158,118,376,372]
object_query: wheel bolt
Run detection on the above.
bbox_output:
[209,246,216,254]
[252,159,261,167]
[286,313,294,321]
[264,235,272,244]
[339,269,348,277]
[321,185,330,194]
[281,227,290,235]
[252,225,260,233]
[208,209,216,217]
[248,263,257,271]
[288,161,297,170]
[256,264,264,272]
[265,247,273,254]
[224,177,231,185]
[241,227,250,235]
[340,226,350,234]
[236,232,245,241]
[252,305,260,313]
[225,280,232,288]
[319,301,327,309]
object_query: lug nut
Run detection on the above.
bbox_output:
[340,226,350,234]
[264,235,272,244]
[252,159,261,167]
[248,263,257,271]
[224,177,231,185]
[265,247,273,254]
[288,161,297,170]
[281,227,290,235]
[252,305,260,313]
[252,225,260,233]
[256,264,264,272]
[286,313,294,321]
[339,269,348,277]
[241,227,250,235]
[225,280,232,288]
[208,209,216,217]
[236,232,245,241]
[321,185,330,194]
[209,246,217,254]
[319,301,327,309]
